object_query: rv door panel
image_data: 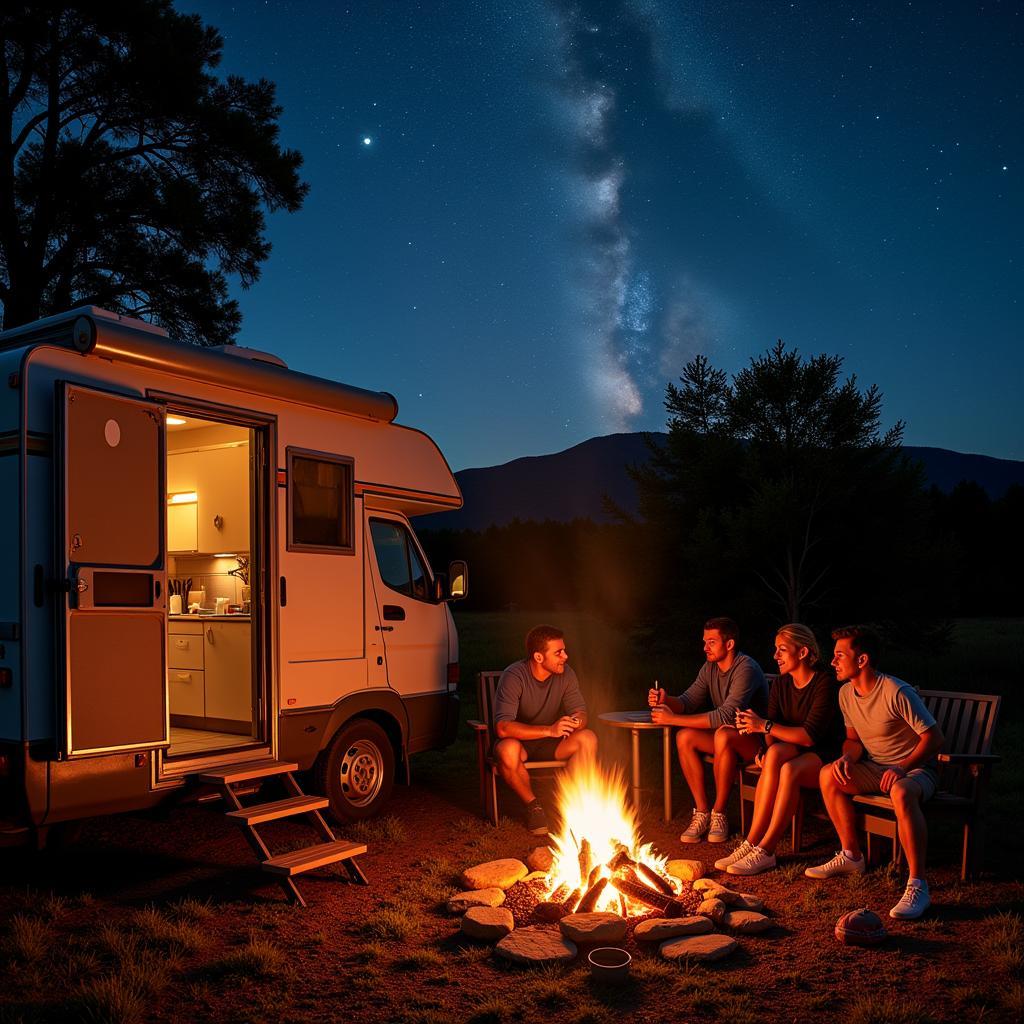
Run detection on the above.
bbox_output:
[59,384,168,758]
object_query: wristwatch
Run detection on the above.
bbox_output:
[764,720,774,735]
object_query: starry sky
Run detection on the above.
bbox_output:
[183,1,1021,470]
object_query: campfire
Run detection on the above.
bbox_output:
[535,761,698,919]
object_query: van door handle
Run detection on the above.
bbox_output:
[382,605,405,621]
[375,625,394,632]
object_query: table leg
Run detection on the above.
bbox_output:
[662,726,672,822]
[631,727,641,813]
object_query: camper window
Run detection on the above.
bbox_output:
[370,519,431,601]
[287,449,355,554]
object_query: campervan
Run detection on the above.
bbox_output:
[0,307,467,845]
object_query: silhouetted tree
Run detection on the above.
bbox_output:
[1,2,308,343]
[633,341,941,638]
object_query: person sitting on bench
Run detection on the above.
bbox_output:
[714,622,840,875]
[804,625,944,920]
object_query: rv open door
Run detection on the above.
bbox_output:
[58,384,169,758]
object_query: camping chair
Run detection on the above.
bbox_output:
[468,670,569,826]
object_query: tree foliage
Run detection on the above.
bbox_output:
[633,341,942,641]
[1,1,308,343]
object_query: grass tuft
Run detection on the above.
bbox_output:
[395,948,446,971]
[5,914,50,964]
[76,973,149,1024]
[466,997,511,1024]
[844,993,936,1024]
[206,934,285,979]
[169,896,216,923]
[128,905,208,953]
[348,815,409,844]
[977,910,1023,976]
[361,904,417,941]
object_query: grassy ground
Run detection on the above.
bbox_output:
[0,613,1020,1024]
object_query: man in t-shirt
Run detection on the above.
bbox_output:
[805,625,944,920]
[649,617,768,844]
[493,624,597,835]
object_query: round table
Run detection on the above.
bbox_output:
[598,711,673,822]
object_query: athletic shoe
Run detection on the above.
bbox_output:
[680,810,711,843]
[804,850,866,879]
[889,881,930,920]
[708,810,730,843]
[714,840,754,871]
[526,801,549,835]
[726,846,777,876]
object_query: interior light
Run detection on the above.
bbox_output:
[167,491,198,504]
[214,553,236,558]
[166,415,187,426]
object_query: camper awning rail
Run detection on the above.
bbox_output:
[1,307,399,423]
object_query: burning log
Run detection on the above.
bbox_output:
[637,862,676,897]
[618,894,628,917]
[611,871,685,918]
[562,887,582,913]
[576,876,608,914]
[578,838,592,882]
[587,863,603,889]
[551,883,570,904]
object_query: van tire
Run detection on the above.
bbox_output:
[315,719,395,822]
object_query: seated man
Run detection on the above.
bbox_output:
[805,625,944,921]
[650,617,767,844]
[493,624,597,835]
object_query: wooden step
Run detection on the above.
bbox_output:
[198,760,299,786]
[262,840,367,877]
[226,796,329,825]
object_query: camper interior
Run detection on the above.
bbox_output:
[164,413,263,758]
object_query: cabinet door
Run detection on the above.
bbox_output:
[168,669,205,717]
[197,444,249,553]
[204,622,252,722]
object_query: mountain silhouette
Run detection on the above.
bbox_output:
[421,434,1024,531]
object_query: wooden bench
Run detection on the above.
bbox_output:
[468,670,568,826]
[738,688,1001,879]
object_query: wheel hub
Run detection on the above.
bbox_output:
[341,739,384,806]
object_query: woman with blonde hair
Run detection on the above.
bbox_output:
[714,623,840,876]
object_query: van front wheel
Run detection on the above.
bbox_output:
[316,719,395,822]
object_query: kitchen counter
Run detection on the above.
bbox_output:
[169,614,250,621]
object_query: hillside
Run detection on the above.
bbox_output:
[419,434,1024,531]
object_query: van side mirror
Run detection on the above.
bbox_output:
[448,560,468,600]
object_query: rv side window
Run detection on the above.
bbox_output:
[287,449,355,554]
[370,519,431,601]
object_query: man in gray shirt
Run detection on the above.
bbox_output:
[493,624,597,834]
[805,625,943,921]
[649,617,767,844]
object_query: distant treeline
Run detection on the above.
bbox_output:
[421,344,1023,656]
[420,482,1023,642]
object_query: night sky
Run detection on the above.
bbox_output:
[184,1,1021,470]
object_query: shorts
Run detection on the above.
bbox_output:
[492,735,564,762]
[845,759,938,802]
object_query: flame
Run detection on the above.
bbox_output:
[542,759,674,915]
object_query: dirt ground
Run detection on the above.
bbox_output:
[1,765,1022,1024]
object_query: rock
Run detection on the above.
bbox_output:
[696,897,727,924]
[495,926,577,966]
[462,906,515,941]
[461,859,528,891]
[724,910,772,934]
[526,846,554,873]
[634,916,714,941]
[535,901,568,922]
[666,859,705,882]
[692,878,744,905]
[660,933,738,963]
[446,888,506,913]
[559,912,628,945]
[734,893,765,911]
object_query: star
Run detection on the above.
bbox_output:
[362,136,372,146]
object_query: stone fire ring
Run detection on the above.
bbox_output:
[495,926,578,966]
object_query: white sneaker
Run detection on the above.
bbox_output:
[680,810,711,843]
[804,850,866,879]
[726,846,777,876]
[708,810,730,843]
[889,882,930,920]
[714,840,754,871]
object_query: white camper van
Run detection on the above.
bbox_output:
[0,307,467,846]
